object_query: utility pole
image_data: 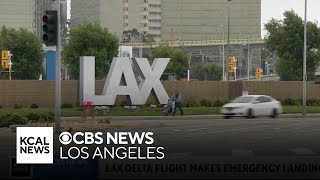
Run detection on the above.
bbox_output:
[303,0,307,115]
[221,25,225,81]
[55,0,61,134]
[226,0,231,81]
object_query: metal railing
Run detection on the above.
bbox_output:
[122,38,265,48]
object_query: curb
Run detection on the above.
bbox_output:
[61,114,320,121]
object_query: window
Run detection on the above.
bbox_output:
[124,15,128,19]
[256,96,271,103]
[149,12,161,15]
[149,27,161,30]
[149,19,161,23]
[149,4,161,7]
[144,0,148,3]
[143,16,147,19]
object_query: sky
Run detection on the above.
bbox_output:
[261,0,320,38]
[67,0,320,38]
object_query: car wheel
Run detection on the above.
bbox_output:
[270,109,278,118]
[246,109,254,119]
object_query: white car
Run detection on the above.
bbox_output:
[220,95,283,119]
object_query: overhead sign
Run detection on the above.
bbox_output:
[80,57,170,105]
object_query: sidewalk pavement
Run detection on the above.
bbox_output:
[61,113,320,122]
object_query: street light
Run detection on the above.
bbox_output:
[247,36,250,80]
[221,24,225,81]
[176,37,181,50]
[303,0,307,115]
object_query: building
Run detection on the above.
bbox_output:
[0,1,36,33]
[161,0,261,41]
[0,0,68,42]
[71,0,162,41]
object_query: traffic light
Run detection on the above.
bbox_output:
[42,10,58,46]
[228,55,234,73]
[1,50,9,69]
[256,68,262,80]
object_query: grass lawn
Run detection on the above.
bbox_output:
[0,106,319,117]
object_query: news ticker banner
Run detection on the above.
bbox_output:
[10,127,320,179]
[9,156,320,179]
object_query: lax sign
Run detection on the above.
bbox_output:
[80,57,170,105]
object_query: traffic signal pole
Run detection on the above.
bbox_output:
[55,0,61,134]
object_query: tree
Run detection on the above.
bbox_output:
[264,10,320,81]
[62,23,119,79]
[150,44,188,79]
[190,63,222,81]
[122,29,155,43]
[0,26,43,80]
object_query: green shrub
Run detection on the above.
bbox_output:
[14,104,23,109]
[25,112,54,122]
[30,104,39,109]
[0,113,27,127]
[200,99,212,107]
[0,105,2,109]
[185,98,199,107]
[213,100,224,107]
[62,103,73,108]
[307,99,320,106]
[282,98,298,106]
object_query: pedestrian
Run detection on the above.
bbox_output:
[173,91,184,116]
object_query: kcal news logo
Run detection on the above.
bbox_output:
[16,127,53,164]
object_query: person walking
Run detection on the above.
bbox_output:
[173,92,184,116]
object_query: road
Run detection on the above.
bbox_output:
[1,117,320,179]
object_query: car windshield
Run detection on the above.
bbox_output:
[231,96,255,103]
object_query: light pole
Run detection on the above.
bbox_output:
[55,0,61,134]
[221,24,225,81]
[303,0,307,115]
[226,0,231,81]
[247,36,250,80]
[176,37,181,50]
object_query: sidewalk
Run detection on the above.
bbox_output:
[61,113,320,122]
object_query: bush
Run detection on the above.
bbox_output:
[30,104,39,109]
[185,98,199,107]
[282,98,298,106]
[0,113,27,127]
[14,104,23,109]
[62,103,73,108]
[0,105,2,109]
[213,100,224,107]
[307,99,320,106]
[200,99,212,107]
[25,112,54,122]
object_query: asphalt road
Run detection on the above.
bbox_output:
[1,117,320,179]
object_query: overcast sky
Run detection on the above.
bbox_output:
[67,0,320,38]
[262,0,320,37]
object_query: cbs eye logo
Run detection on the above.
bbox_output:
[59,132,72,145]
